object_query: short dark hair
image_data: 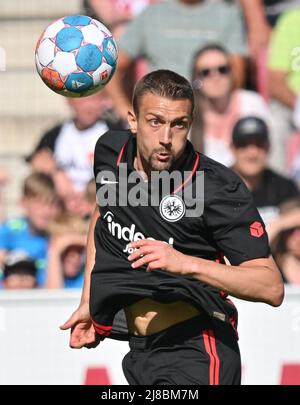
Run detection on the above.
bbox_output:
[132,69,194,116]
[191,43,230,80]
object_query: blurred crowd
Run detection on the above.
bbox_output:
[1,0,300,290]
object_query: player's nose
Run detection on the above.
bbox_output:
[160,125,172,145]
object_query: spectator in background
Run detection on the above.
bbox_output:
[64,179,97,221]
[231,117,299,224]
[0,168,9,222]
[190,44,269,166]
[0,173,60,286]
[263,0,300,26]
[28,91,124,215]
[286,92,300,187]
[267,7,300,172]
[106,0,248,121]
[240,0,271,62]
[268,198,300,284]
[83,1,163,103]
[1,251,38,290]
[286,131,300,187]
[83,179,97,220]
[0,169,8,185]
[46,214,87,289]
[83,0,162,32]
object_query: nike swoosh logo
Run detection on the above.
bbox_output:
[100,178,118,185]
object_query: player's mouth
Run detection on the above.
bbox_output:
[156,152,171,162]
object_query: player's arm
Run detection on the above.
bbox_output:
[60,206,101,348]
[184,254,283,307]
[127,240,283,307]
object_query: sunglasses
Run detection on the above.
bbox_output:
[196,64,231,79]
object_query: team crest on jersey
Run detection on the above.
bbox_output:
[159,195,185,222]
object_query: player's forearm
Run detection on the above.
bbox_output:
[186,256,284,307]
[80,206,100,305]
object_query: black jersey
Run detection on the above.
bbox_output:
[90,130,270,340]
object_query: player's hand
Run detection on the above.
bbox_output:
[127,239,188,275]
[60,302,101,349]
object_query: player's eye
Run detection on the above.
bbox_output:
[173,121,187,129]
[149,119,161,127]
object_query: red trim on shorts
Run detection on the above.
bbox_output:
[91,319,113,337]
[226,298,239,339]
[208,330,220,385]
[117,141,128,167]
[173,152,200,194]
[203,329,220,385]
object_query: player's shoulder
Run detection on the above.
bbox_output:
[95,129,132,154]
[199,153,250,201]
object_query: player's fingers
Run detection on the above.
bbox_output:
[128,246,155,261]
[85,334,103,349]
[128,239,164,249]
[146,259,162,272]
[60,313,78,330]
[69,336,85,349]
[131,253,158,269]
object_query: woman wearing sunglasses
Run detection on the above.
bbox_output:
[190,43,270,167]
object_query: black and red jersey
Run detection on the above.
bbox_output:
[90,130,270,340]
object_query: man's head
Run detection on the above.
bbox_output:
[21,172,60,232]
[231,117,270,177]
[67,90,112,130]
[192,44,233,100]
[2,251,37,289]
[129,70,194,172]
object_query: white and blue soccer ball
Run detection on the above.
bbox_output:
[35,15,118,97]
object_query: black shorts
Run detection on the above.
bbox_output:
[122,313,241,385]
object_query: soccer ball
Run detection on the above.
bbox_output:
[35,15,118,97]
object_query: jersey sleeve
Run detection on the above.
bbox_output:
[203,175,270,265]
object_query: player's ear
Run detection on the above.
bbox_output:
[128,110,137,134]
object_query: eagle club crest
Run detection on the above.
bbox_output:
[159,195,186,222]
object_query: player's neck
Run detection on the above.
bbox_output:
[133,156,149,182]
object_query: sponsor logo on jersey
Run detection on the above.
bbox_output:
[159,195,185,222]
[103,211,174,254]
[249,221,264,238]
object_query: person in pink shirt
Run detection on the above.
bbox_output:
[190,44,270,166]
